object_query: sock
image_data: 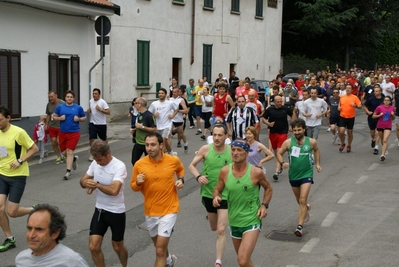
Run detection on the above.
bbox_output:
[184,142,188,146]
[375,145,379,149]
[216,259,222,265]
[166,254,172,265]
[6,236,14,240]
[66,169,71,173]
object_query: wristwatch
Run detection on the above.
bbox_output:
[17,158,23,164]
[142,125,145,129]
[262,203,269,209]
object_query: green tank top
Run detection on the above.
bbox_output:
[288,136,313,181]
[225,164,260,227]
[201,145,232,199]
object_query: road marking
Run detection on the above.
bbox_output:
[355,175,368,184]
[338,192,354,204]
[299,238,320,253]
[367,163,379,171]
[321,212,338,227]
[286,265,299,267]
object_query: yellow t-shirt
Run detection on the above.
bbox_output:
[0,125,35,177]
[194,86,204,106]
[131,153,185,216]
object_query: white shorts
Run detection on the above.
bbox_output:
[146,213,177,237]
[394,116,399,125]
[158,127,171,138]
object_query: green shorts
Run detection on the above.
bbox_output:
[229,223,262,239]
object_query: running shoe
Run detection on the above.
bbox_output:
[88,156,94,162]
[380,154,385,161]
[177,141,182,147]
[371,139,375,148]
[63,171,71,180]
[166,254,177,267]
[170,151,178,156]
[326,127,331,132]
[195,129,202,135]
[0,237,16,252]
[200,135,206,140]
[332,134,337,144]
[215,262,222,267]
[273,172,279,181]
[44,150,48,158]
[373,149,378,155]
[346,145,351,153]
[184,144,188,153]
[72,155,79,170]
[54,156,63,164]
[39,159,43,164]
[189,125,195,129]
[305,204,311,223]
[339,143,345,152]
[294,225,303,237]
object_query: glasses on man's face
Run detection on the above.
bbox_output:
[333,92,339,94]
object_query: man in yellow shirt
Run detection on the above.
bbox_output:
[131,132,184,267]
[193,78,205,135]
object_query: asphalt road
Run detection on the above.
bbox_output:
[2,112,399,267]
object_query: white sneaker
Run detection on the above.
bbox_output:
[332,134,337,144]
[170,151,178,156]
[326,127,331,132]
[88,156,94,162]
[63,171,71,180]
[72,155,79,170]
[39,159,43,164]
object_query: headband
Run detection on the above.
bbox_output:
[231,140,252,152]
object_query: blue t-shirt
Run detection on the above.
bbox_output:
[54,103,86,133]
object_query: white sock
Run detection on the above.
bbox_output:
[375,145,379,149]
[216,259,222,265]
[166,254,172,265]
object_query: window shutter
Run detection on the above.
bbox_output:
[204,0,213,8]
[202,44,212,82]
[0,54,8,108]
[71,56,80,103]
[256,0,263,17]
[10,54,21,118]
[231,0,240,12]
[49,55,59,93]
[137,40,150,86]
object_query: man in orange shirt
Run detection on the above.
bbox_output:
[338,84,362,153]
[131,132,184,267]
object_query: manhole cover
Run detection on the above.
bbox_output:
[266,230,302,242]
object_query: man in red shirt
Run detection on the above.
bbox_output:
[347,71,360,96]
[391,71,399,88]
[295,74,305,92]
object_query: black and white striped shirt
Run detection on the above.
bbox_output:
[226,106,258,140]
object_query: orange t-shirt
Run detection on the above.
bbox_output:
[339,94,361,118]
[131,153,185,216]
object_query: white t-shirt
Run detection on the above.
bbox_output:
[89,98,109,125]
[171,96,184,123]
[381,82,395,98]
[15,243,89,267]
[149,100,179,130]
[201,95,214,113]
[295,100,306,121]
[87,156,127,213]
[303,98,328,127]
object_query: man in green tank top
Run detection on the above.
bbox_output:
[276,118,322,237]
[213,140,273,267]
[189,124,232,267]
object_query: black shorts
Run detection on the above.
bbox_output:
[90,208,126,242]
[377,128,391,132]
[329,116,339,125]
[173,122,183,127]
[337,116,355,130]
[202,112,212,129]
[0,174,26,203]
[367,116,379,130]
[202,196,227,213]
[89,123,107,140]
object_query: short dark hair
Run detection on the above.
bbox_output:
[65,90,75,98]
[90,140,110,157]
[29,204,67,243]
[158,88,167,95]
[213,123,227,134]
[0,106,11,118]
[145,132,163,144]
[132,97,138,106]
[93,88,101,94]
[291,118,306,129]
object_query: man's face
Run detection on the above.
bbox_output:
[332,90,339,98]
[172,89,179,98]
[145,136,163,158]
[245,82,251,89]
[298,74,303,80]
[306,70,310,75]
[374,87,382,97]
[351,71,356,78]
[310,89,318,99]
[48,93,57,104]
[198,79,204,87]
[189,80,194,86]
[218,87,226,95]
[212,127,227,148]
[0,113,10,131]
[92,91,100,101]
[65,93,74,105]
[274,96,283,108]
[237,97,246,108]
[230,71,235,77]
[26,210,59,256]
[158,90,166,100]
[248,93,256,102]
[346,85,352,94]
[330,80,336,87]
[231,145,248,163]
[93,153,111,166]
[302,91,309,100]
[310,77,317,85]
[293,126,305,141]
[286,84,293,90]
[386,76,391,83]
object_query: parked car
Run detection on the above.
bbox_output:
[282,73,301,82]
[250,79,269,104]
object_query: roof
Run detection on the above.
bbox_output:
[67,0,120,15]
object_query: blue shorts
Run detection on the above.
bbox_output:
[289,177,314,187]
[194,105,202,117]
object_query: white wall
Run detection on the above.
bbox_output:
[0,3,97,116]
[98,0,283,118]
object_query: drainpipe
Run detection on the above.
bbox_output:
[191,0,195,65]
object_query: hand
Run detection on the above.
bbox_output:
[136,173,145,185]
[86,108,91,113]
[268,121,275,127]
[130,128,136,134]
[197,175,208,185]
[316,114,322,118]
[9,160,21,169]
[86,188,95,195]
[60,115,66,121]
[257,205,268,219]
[135,122,142,129]
[73,115,80,122]
[167,114,174,119]
[154,112,159,118]
[282,162,289,169]
[213,196,221,207]
[316,164,322,172]
[95,105,102,111]
[175,179,184,190]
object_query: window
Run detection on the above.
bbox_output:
[137,40,150,87]
[204,0,213,9]
[172,0,185,5]
[49,55,80,103]
[255,0,263,18]
[202,44,212,82]
[0,51,21,118]
[268,0,278,8]
[231,0,240,12]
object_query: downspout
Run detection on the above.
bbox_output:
[191,0,195,65]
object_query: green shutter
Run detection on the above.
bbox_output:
[256,0,263,17]
[231,0,240,12]
[202,44,212,82]
[204,0,213,8]
[137,40,150,86]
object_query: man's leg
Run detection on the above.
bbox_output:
[151,235,170,267]
[50,136,61,156]
[0,195,11,237]
[89,235,105,267]
[232,230,259,267]
[347,129,354,146]
[66,148,74,170]
[111,240,128,267]
[338,126,346,145]
[6,201,32,218]
[291,183,312,226]
[216,209,228,263]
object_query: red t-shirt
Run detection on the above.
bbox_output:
[213,93,229,119]
[295,80,305,91]
[391,77,399,88]
[347,77,360,95]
